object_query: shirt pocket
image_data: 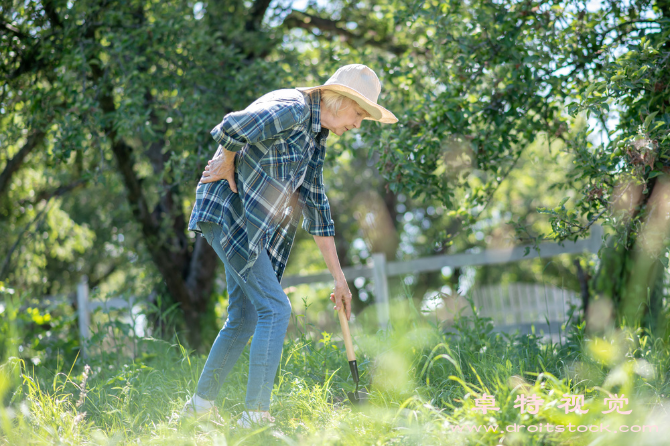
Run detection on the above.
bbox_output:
[260,139,302,181]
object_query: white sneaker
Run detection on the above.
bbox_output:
[180,394,216,418]
[236,410,275,428]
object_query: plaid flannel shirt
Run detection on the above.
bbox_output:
[188,88,334,283]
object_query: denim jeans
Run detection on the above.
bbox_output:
[195,221,292,411]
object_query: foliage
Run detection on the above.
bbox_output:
[0,282,81,366]
[2,288,670,445]
[4,2,670,442]
[542,34,669,240]
[355,0,670,327]
[1,0,310,345]
[2,0,458,342]
[372,0,668,245]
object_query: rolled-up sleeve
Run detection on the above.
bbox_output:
[301,164,335,237]
[211,99,305,152]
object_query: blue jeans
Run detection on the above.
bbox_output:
[195,221,292,411]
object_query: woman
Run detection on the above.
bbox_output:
[181,64,397,426]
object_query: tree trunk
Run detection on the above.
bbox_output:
[88,44,220,347]
[84,0,288,348]
[592,176,669,333]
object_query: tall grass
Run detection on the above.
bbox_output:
[2,288,670,445]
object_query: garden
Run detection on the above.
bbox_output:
[2,0,670,444]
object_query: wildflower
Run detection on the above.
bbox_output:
[76,365,92,408]
[73,411,87,426]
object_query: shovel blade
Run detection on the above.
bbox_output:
[347,389,369,405]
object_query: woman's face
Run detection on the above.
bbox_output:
[321,102,368,136]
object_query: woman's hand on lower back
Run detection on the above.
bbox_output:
[200,149,238,193]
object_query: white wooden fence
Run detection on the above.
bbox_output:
[470,283,581,340]
[281,225,603,329]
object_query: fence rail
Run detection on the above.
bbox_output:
[281,226,602,287]
[281,226,603,328]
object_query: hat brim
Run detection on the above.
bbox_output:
[296,84,398,124]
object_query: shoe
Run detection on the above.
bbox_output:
[180,394,217,419]
[236,410,275,428]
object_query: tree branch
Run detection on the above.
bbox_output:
[0,181,77,278]
[282,10,409,56]
[42,0,63,29]
[600,19,663,37]
[90,58,196,316]
[0,129,47,198]
[0,16,29,40]
[89,263,119,289]
[141,93,190,271]
[245,0,273,32]
[16,178,89,207]
[574,258,591,313]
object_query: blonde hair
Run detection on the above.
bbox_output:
[320,89,372,118]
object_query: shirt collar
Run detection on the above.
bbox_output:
[307,89,330,140]
[308,89,322,134]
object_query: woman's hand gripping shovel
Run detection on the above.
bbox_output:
[334,295,368,405]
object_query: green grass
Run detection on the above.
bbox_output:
[2,294,670,445]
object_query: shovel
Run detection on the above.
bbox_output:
[337,306,367,404]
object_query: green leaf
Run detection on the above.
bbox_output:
[644,111,658,130]
[584,83,599,97]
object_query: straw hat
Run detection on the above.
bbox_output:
[296,64,398,124]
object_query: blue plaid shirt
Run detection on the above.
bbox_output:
[188,88,334,283]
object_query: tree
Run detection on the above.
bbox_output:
[1,0,303,347]
[567,29,670,331]
[0,0,432,346]
[362,0,670,331]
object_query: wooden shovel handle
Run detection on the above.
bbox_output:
[337,307,356,362]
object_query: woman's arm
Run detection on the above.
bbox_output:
[201,97,307,189]
[211,99,306,152]
[313,235,353,320]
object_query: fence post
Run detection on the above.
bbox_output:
[76,276,90,359]
[372,253,390,330]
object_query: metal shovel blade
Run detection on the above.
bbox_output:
[347,389,369,405]
[346,380,369,405]
[346,360,368,405]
